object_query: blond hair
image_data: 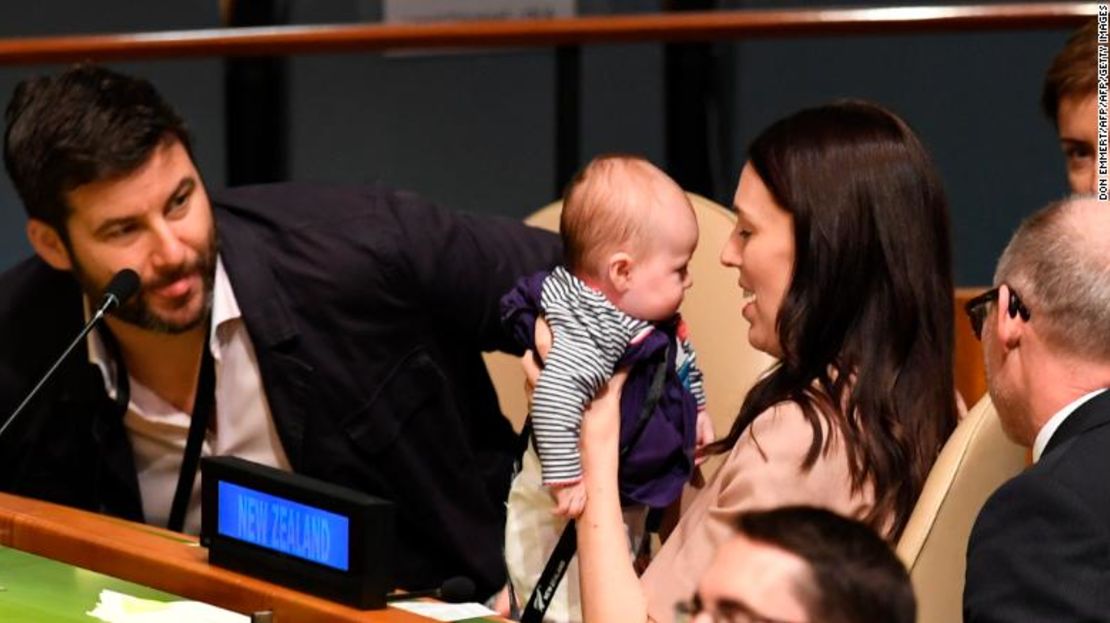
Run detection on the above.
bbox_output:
[560,154,675,276]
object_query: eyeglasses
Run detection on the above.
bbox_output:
[964,285,1031,340]
[675,594,805,623]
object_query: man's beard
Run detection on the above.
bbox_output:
[72,230,218,335]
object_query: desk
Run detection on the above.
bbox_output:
[0,492,498,622]
[0,546,184,622]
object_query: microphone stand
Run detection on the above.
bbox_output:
[0,292,123,440]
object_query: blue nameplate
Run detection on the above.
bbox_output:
[216,481,351,571]
[200,456,393,609]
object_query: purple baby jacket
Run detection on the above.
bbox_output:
[501,270,701,508]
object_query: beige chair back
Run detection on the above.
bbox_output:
[896,395,1027,623]
[483,193,774,439]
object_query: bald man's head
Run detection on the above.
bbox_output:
[995,197,1110,362]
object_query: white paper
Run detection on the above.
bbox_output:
[87,588,249,623]
[389,600,498,621]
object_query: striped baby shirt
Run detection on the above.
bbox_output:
[531,266,706,486]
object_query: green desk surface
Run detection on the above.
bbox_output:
[0,545,501,622]
[0,545,184,622]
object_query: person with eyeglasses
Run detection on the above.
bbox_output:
[963,197,1110,622]
[674,506,915,623]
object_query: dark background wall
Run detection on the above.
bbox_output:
[0,1,1079,285]
[0,1,226,272]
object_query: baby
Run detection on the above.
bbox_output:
[501,155,713,622]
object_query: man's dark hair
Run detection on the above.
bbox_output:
[3,63,191,235]
[736,506,916,623]
[1042,19,1098,126]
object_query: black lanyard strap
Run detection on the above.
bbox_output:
[167,331,216,533]
[521,342,671,622]
[99,322,216,533]
[521,521,577,623]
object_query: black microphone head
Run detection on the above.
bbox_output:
[438,576,475,603]
[103,268,140,311]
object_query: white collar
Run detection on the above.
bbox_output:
[209,255,241,352]
[86,256,239,394]
[1032,388,1109,462]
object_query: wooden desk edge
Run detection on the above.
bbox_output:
[0,492,435,622]
[0,3,1095,65]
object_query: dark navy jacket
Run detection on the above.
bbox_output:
[965,389,1110,622]
[0,183,561,596]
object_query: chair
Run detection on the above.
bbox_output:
[482,193,775,441]
[896,395,1028,623]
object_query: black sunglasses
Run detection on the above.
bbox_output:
[964,285,1031,340]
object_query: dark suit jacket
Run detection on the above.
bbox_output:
[964,389,1110,622]
[0,183,561,597]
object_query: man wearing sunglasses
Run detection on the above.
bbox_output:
[963,196,1110,621]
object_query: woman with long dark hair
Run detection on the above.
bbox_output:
[559,101,959,623]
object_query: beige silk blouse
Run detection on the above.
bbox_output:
[640,401,881,623]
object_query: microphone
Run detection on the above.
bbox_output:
[385,576,476,603]
[0,268,141,440]
[99,268,140,315]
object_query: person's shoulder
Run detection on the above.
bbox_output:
[212,182,429,270]
[974,457,1103,537]
[968,461,1110,590]
[721,400,827,468]
[212,181,543,242]
[746,400,826,441]
[1027,411,1110,519]
[0,256,77,317]
[0,254,56,287]
[968,472,1058,575]
[0,257,81,366]
[1043,422,1110,475]
[1045,394,1110,463]
[975,469,1039,522]
[722,400,858,484]
[709,400,868,518]
[211,182,411,228]
[965,463,1110,622]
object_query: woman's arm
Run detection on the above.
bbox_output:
[523,320,650,622]
[576,369,652,623]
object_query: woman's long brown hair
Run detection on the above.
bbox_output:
[706,101,958,540]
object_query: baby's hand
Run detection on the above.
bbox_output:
[550,481,587,519]
[694,411,716,466]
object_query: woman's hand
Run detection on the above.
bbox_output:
[580,368,628,461]
[521,317,553,399]
[534,316,553,358]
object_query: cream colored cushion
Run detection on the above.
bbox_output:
[896,395,1027,623]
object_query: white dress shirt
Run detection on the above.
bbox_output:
[1032,388,1109,463]
[88,257,291,534]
